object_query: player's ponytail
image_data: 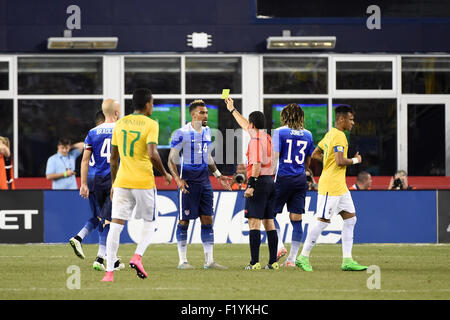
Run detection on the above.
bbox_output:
[280,103,304,130]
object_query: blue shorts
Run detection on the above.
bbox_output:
[87,176,100,219]
[93,174,112,221]
[179,182,214,220]
[245,175,276,220]
[274,174,308,214]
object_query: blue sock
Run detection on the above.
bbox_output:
[98,223,109,258]
[176,223,189,263]
[201,224,214,264]
[176,223,188,242]
[291,220,303,243]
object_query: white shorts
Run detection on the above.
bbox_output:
[316,191,355,220]
[111,187,157,222]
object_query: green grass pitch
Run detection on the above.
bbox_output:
[0,243,449,300]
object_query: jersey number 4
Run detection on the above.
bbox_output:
[283,139,307,165]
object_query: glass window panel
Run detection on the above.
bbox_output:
[402,57,450,94]
[0,100,13,150]
[336,61,392,90]
[408,104,445,175]
[18,100,103,177]
[125,99,181,147]
[125,57,181,94]
[0,62,8,90]
[332,99,397,176]
[186,57,241,94]
[18,57,103,94]
[263,57,327,94]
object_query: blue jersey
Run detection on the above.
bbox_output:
[84,122,115,178]
[273,126,315,178]
[170,123,212,184]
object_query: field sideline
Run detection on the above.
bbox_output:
[0,243,449,300]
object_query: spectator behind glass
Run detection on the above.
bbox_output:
[0,136,15,190]
[45,138,84,189]
[306,168,317,191]
[349,171,372,190]
[388,170,414,190]
[231,163,248,190]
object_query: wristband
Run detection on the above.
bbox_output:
[247,176,258,189]
[352,158,359,165]
[63,171,68,177]
[230,108,236,114]
[213,169,221,178]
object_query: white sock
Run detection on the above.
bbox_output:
[276,227,285,251]
[177,241,188,264]
[106,222,124,272]
[342,216,357,259]
[77,227,89,240]
[97,244,106,259]
[287,241,301,262]
[300,219,329,257]
[135,220,157,257]
[203,243,214,265]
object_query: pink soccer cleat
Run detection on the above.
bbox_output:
[277,247,288,262]
[129,254,148,279]
[101,271,114,282]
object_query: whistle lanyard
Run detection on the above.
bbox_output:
[59,154,72,171]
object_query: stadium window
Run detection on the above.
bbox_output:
[336,61,393,90]
[185,57,241,94]
[0,62,9,90]
[408,104,445,175]
[125,57,181,95]
[332,98,397,176]
[0,99,13,147]
[263,57,328,94]
[18,57,103,94]
[18,99,103,177]
[402,57,450,94]
[125,99,181,147]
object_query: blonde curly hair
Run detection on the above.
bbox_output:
[280,103,304,130]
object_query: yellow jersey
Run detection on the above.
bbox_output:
[111,114,159,189]
[317,127,349,196]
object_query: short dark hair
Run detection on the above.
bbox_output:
[58,138,71,146]
[95,110,105,124]
[132,88,153,111]
[335,105,354,120]
[189,99,206,113]
[248,111,266,130]
[356,171,371,182]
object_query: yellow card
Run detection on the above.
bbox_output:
[221,89,230,99]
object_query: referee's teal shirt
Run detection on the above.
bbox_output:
[45,149,81,190]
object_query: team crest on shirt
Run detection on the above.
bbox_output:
[184,210,190,215]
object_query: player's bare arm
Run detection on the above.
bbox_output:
[208,154,232,191]
[79,148,92,199]
[245,162,261,198]
[311,147,323,162]
[272,150,279,175]
[225,97,250,131]
[168,147,189,194]
[109,144,119,199]
[148,143,172,185]
[0,140,10,158]
[71,142,84,153]
[335,150,362,167]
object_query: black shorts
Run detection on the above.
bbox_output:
[244,175,275,220]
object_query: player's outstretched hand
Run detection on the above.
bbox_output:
[224,97,234,112]
[218,175,233,191]
[79,184,89,199]
[354,152,362,164]
[176,178,190,194]
[244,187,254,198]
[164,172,173,185]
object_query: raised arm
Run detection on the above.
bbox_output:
[224,97,249,131]
[335,151,362,167]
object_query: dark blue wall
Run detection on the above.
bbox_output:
[1,0,450,53]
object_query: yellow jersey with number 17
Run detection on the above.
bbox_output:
[111,114,159,189]
[317,127,349,196]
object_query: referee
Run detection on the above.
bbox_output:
[225,97,279,270]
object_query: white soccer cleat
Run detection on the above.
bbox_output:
[69,237,85,259]
[177,262,195,270]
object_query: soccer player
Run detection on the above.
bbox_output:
[168,100,232,270]
[296,105,368,272]
[101,88,172,282]
[69,110,105,261]
[272,103,315,267]
[225,97,279,270]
